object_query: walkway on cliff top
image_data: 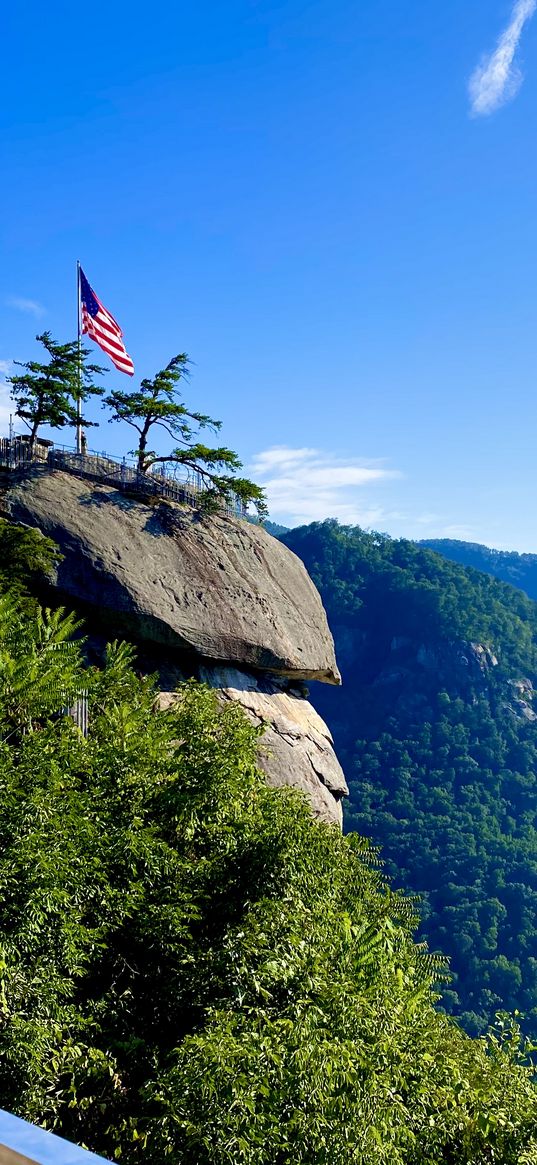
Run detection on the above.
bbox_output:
[0,436,247,517]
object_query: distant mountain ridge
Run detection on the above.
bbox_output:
[420,539,537,602]
[280,520,537,1038]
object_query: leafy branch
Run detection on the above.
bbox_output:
[104,355,267,518]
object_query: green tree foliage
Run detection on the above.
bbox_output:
[281,520,537,1039]
[421,538,537,603]
[1,588,537,1160]
[103,355,267,517]
[0,519,61,602]
[8,332,104,443]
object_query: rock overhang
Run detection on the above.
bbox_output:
[1,468,345,826]
[3,470,341,685]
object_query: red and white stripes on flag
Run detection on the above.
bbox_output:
[79,266,134,376]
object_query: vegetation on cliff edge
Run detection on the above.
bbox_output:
[1,526,537,1162]
[7,332,267,518]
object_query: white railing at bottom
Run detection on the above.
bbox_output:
[0,1109,112,1164]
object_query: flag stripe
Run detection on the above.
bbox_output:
[81,312,134,367]
[81,309,133,353]
[88,311,119,338]
[83,314,125,353]
[82,312,124,351]
[82,313,135,374]
[95,301,122,335]
[96,301,121,333]
[79,267,134,376]
[94,317,120,341]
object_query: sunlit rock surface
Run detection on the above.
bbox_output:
[4,469,345,824]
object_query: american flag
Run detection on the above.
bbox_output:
[79,267,134,376]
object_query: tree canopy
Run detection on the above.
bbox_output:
[8,332,104,443]
[281,520,537,1040]
[421,538,537,603]
[103,355,267,517]
[0,518,61,601]
[4,334,267,519]
[1,553,537,1161]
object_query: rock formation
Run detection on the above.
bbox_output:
[2,467,347,824]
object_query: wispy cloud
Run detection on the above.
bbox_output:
[469,0,536,116]
[250,446,401,526]
[435,523,477,540]
[413,512,475,538]
[6,296,46,318]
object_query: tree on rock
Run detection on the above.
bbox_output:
[103,354,267,518]
[9,332,104,444]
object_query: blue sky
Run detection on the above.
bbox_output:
[2,0,537,549]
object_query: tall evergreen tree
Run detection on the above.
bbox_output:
[9,332,104,444]
[104,355,267,517]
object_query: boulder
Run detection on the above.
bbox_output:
[199,667,348,825]
[159,667,348,826]
[3,468,346,825]
[4,470,340,683]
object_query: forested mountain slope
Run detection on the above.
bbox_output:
[281,521,537,1037]
[421,539,537,602]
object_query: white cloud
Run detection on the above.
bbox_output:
[250,445,400,526]
[253,447,317,472]
[436,523,476,540]
[414,512,441,526]
[469,0,536,116]
[6,296,46,318]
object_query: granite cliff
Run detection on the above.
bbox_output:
[2,468,347,824]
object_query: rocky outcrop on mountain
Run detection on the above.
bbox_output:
[506,677,537,722]
[201,668,348,825]
[2,468,346,823]
[159,666,348,825]
[4,469,339,682]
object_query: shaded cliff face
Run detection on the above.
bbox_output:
[3,469,346,824]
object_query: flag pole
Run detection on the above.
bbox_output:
[76,260,82,455]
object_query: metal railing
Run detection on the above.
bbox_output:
[48,447,204,508]
[0,436,50,468]
[0,437,246,517]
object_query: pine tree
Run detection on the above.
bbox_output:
[9,332,104,444]
[104,355,267,517]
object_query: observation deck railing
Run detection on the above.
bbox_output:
[0,436,246,517]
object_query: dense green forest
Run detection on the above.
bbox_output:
[281,521,537,1038]
[421,539,537,602]
[3,522,537,1161]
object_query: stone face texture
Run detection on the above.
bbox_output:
[3,469,346,825]
[5,470,340,683]
[198,668,348,825]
